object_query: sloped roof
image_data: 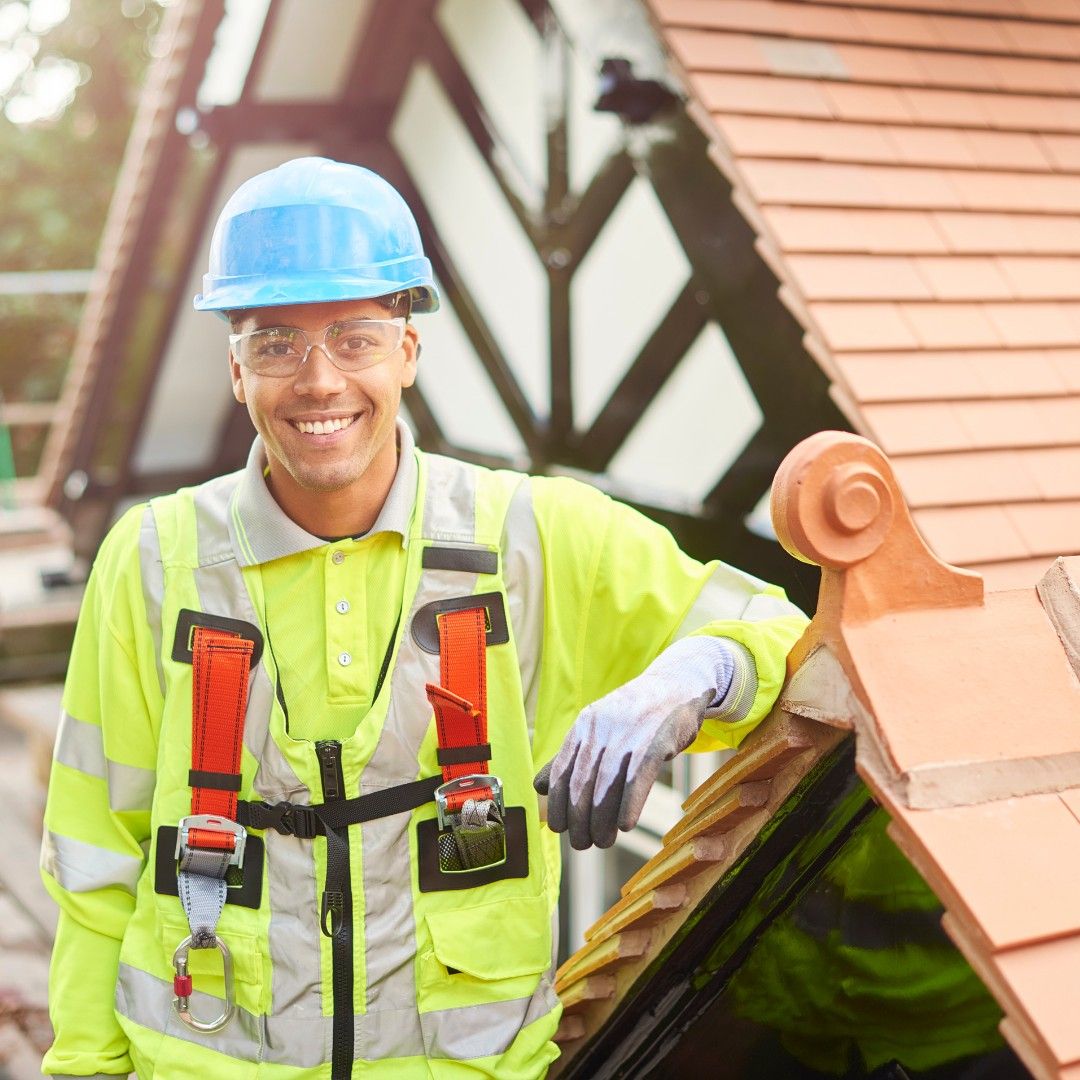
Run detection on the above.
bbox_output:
[555,430,1080,1079]
[644,0,1080,590]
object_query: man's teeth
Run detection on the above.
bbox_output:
[293,416,356,434]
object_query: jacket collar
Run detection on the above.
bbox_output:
[230,418,418,567]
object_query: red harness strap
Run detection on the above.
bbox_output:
[187,626,253,853]
[424,607,494,812]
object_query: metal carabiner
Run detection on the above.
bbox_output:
[172,934,235,1034]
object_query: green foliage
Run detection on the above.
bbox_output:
[0,0,163,476]
[0,0,165,271]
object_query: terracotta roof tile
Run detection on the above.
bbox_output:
[931,212,1034,253]
[974,351,1069,395]
[986,92,1080,133]
[850,8,942,48]
[786,254,932,299]
[665,28,770,73]
[835,352,983,400]
[860,401,972,452]
[962,129,1051,170]
[892,450,1041,506]
[952,397,1070,446]
[1023,447,1080,497]
[822,81,916,123]
[900,87,990,127]
[996,255,1080,298]
[1000,17,1080,58]
[693,72,833,116]
[984,301,1080,346]
[909,50,999,90]
[986,55,1075,94]
[809,301,920,349]
[914,504,1029,562]
[994,936,1080,1065]
[1039,132,1080,169]
[740,160,877,204]
[949,169,1080,213]
[764,206,949,253]
[837,349,1071,401]
[887,125,979,168]
[931,12,1014,50]
[885,792,1080,949]
[715,115,899,164]
[832,41,929,84]
[757,37,852,78]
[1007,500,1080,555]
[967,556,1057,589]
[1047,349,1080,390]
[898,301,1002,347]
[913,256,1014,299]
[1013,213,1080,253]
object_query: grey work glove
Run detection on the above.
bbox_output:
[534,636,750,850]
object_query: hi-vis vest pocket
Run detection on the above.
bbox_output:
[419,893,551,1006]
[158,915,263,990]
[418,894,553,1062]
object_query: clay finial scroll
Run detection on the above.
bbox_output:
[771,432,983,628]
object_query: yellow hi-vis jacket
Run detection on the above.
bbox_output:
[41,425,807,1079]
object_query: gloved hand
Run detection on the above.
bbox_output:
[534,636,750,850]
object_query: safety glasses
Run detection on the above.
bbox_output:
[229,317,407,377]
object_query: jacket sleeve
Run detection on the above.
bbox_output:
[40,506,161,1077]
[529,477,808,767]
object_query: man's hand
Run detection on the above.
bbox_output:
[534,637,743,850]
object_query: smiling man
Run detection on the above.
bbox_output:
[40,157,807,1080]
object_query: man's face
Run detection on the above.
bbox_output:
[229,298,419,507]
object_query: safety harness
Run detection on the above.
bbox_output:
[170,606,505,1033]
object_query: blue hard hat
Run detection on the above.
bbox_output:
[194,157,439,314]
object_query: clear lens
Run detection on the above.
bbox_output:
[232,318,406,376]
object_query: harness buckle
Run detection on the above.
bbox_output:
[434,775,507,873]
[172,934,235,1033]
[175,814,247,869]
[435,774,504,830]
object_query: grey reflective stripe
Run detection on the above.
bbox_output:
[357,455,480,1052]
[706,642,759,724]
[115,962,555,1064]
[741,589,806,622]
[501,476,544,746]
[675,563,784,640]
[41,831,142,893]
[421,983,561,1060]
[139,503,167,696]
[189,478,322,1022]
[117,962,331,1067]
[423,453,476,542]
[53,711,156,811]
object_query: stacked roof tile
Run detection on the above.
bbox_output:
[555,430,1080,1078]
[646,0,1080,589]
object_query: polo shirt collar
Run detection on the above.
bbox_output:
[230,419,418,566]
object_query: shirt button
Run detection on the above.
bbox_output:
[336,599,350,615]
[331,551,345,565]
[338,652,352,667]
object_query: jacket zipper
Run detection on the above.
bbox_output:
[315,739,353,1080]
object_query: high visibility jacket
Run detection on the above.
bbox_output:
[728,805,1004,1075]
[41,428,807,1079]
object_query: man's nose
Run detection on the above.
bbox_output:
[292,343,347,396]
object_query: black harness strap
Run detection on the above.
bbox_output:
[237,774,443,839]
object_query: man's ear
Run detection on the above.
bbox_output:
[230,350,246,404]
[401,324,420,389]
